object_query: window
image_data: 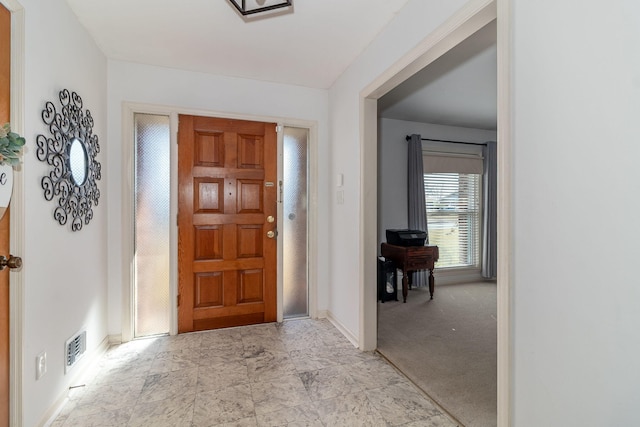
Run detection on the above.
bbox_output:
[424,172,481,268]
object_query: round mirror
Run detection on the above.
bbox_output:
[37,90,102,231]
[69,138,88,186]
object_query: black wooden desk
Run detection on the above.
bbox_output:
[381,243,439,302]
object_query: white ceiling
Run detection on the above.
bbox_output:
[64,0,411,89]
[379,20,497,130]
[65,0,496,130]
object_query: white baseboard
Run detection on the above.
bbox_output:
[325,311,359,348]
[315,309,328,319]
[39,335,110,427]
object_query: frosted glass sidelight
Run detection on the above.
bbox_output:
[283,127,309,318]
[134,114,171,337]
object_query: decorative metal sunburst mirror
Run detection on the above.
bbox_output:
[36,89,101,231]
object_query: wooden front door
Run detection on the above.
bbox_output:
[0,4,10,425]
[178,115,277,332]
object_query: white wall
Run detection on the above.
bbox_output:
[19,0,108,425]
[327,0,468,341]
[106,60,330,335]
[378,117,496,249]
[511,0,640,425]
[15,0,639,424]
[331,0,640,423]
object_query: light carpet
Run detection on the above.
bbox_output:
[377,281,497,427]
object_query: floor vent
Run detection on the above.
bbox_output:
[65,330,86,373]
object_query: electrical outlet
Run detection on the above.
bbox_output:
[36,352,47,380]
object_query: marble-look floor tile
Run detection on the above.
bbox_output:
[242,334,288,357]
[284,331,351,352]
[197,360,250,392]
[347,357,411,391]
[49,395,80,427]
[277,320,347,351]
[50,319,454,427]
[331,345,380,366]
[212,416,259,427]
[199,345,246,366]
[241,323,286,357]
[276,318,337,336]
[104,337,161,360]
[289,345,346,371]
[250,374,311,415]
[365,381,440,426]
[148,348,203,374]
[48,417,67,427]
[192,383,255,426]
[200,329,245,351]
[315,392,388,427]
[275,319,319,335]
[92,352,155,385]
[279,331,325,352]
[299,365,363,401]
[155,331,203,352]
[128,393,195,427]
[60,407,134,426]
[66,384,89,401]
[245,350,297,383]
[138,368,198,404]
[200,330,244,365]
[254,402,322,427]
[239,323,279,337]
[399,413,460,427]
[71,377,145,417]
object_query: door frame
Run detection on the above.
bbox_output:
[121,103,318,341]
[358,0,511,425]
[0,0,24,425]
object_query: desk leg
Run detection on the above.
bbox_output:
[429,269,435,300]
[402,272,408,303]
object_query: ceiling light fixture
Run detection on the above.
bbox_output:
[228,0,292,16]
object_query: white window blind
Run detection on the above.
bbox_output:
[424,172,481,268]
[423,152,483,174]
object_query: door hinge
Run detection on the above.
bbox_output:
[276,125,283,133]
[177,294,181,307]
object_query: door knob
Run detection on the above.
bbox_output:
[266,230,275,239]
[0,254,22,270]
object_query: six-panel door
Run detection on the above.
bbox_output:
[178,115,277,332]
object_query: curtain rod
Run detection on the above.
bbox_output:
[405,135,487,146]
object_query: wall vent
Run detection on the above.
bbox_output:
[65,330,86,373]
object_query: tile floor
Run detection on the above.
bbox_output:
[50,319,459,427]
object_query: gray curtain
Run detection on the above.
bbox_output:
[407,134,428,288]
[482,141,497,279]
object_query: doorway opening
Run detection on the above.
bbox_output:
[359,0,510,424]
[375,20,497,425]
